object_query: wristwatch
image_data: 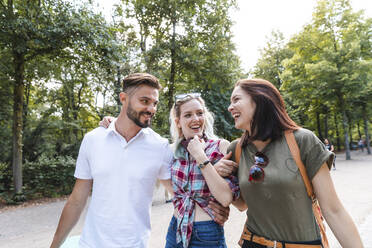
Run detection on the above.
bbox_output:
[198,160,210,169]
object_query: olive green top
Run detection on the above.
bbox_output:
[228,128,334,242]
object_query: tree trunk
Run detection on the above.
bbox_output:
[167,16,176,112]
[348,117,353,149]
[316,111,323,141]
[341,106,351,160]
[334,112,341,151]
[324,111,328,139]
[62,81,72,144]
[12,52,25,194]
[362,104,371,155]
[115,66,122,114]
[23,81,31,130]
[357,121,362,140]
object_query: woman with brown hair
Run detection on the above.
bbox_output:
[217,79,363,247]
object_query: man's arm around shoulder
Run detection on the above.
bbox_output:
[50,179,92,248]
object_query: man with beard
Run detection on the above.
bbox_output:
[50,73,174,248]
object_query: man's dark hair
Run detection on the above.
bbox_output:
[235,78,299,146]
[122,73,161,93]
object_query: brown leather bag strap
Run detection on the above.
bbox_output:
[284,130,314,198]
[284,130,330,248]
[234,138,242,165]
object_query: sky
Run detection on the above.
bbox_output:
[231,0,372,71]
[97,0,372,72]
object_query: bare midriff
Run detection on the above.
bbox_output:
[173,203,212,221]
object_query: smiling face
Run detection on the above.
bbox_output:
[228,86,256,132]
[176,99,205,139]
[123,85,159,128]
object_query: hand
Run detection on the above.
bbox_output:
[187,135,207,162]
[208,201,230,226]
[214,151,238,177]
[99,116,114,129]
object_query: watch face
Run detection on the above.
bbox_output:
[199,160,210,169]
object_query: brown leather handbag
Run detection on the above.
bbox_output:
[234,132,329,248]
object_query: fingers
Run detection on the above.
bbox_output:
[223,160,238,168]
[223,151,232,160]
[216,166,233,177]
[215,159,238,177]
[222,151,238,168]
[103,116,114,123]
[209,201,230,215]
[190,135,201,145]
[208,201,230,225]
[100,116,114,129]
[214,214,226,226]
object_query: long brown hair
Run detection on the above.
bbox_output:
[235,78,299,146]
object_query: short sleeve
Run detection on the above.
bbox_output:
[295,129,335,180]
[227,140,239,163]
[220,140,240,200]
[74,135,93,179]
[158,143,173,180]
[225,174,240,201]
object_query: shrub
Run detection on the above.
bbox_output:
[23,154,76,198]
[0,162,12,193]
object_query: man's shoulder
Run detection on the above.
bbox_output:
[143,128,169,145]
[83,127,109,140]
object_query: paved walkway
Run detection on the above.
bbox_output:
[0,150,371,248]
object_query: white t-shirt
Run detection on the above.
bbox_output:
[74,121,173,248]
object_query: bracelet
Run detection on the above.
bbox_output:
[198,160,210,169]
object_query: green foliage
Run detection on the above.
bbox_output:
[0,0,243,200]
[0,0,125,194]
[252,30,294,88]
[0,162,12,193]
[1,153,76,202]
[22,155,76,198]
[116,0,242,140]
[1,0,370,200]
[252,0,372,155]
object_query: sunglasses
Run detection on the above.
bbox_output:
[174,93,201,102]
[248,152,269,182]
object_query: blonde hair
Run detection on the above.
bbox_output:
[169,95,218,144]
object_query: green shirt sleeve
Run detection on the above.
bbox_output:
[227,139,239,163]
[295,129,335,180]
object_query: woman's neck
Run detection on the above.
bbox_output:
[252,139,271,152]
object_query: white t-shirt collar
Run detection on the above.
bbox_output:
[107,118,149,142]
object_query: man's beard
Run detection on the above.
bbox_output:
[127,103,153,128]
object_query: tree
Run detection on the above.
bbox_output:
[0,0,119,196]
[115,0,242,139]
[252,30,293,89]
[281,0,371,160]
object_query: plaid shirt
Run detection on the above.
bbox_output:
[171,139,240,248]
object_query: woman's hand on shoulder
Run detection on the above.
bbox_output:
[99,116,114,129]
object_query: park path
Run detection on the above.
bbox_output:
[0,150,371,248]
